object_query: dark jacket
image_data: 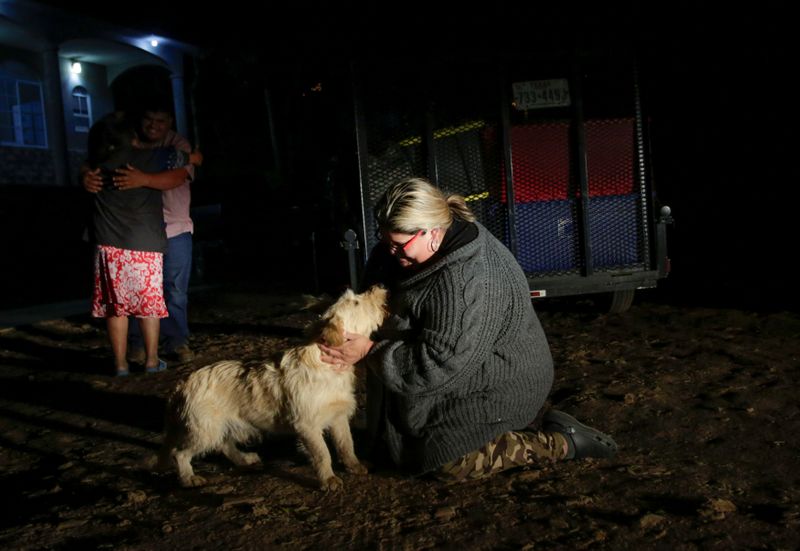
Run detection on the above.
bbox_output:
[364,222,554,473]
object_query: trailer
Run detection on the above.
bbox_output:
[350,47,672,312]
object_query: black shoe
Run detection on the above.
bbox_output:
[543,410,618,460]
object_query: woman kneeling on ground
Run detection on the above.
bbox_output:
[320,177,617,481]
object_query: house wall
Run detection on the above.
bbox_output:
[0,2,203,309]
[1,17,193,187]
[0,44,55,185]
[60,58,114,152]
[0,44,42,77]
[59,59,115,184]
[0,146,55,185]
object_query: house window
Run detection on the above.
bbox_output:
[0,77,47,148]
[72,86,91,133]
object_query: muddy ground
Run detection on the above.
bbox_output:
[1,287,798,550]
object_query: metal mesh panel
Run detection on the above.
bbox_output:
[357,63,509,252]
[431,120,507,243]
[586,118,635,196]
[358,72,426,253]
[587,193,645,269]
[515,199,580,273]
[362,139,425,251]
[506,122,572,202]
[354,58,653,282]
[471,124,508,242]
[499,120,581,275]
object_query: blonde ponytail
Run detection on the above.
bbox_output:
[445,194,476,223]
[375,177,475,233]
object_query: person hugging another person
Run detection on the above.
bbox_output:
[84,102,198,367]
[128,104,198,366]
[86,112,201,376]
[319,177,618,481]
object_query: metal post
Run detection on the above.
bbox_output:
[351,62,372,264]
[499,64,518,257]
[656,205,673,277]
[571,56,593,276]
[632,58,651,263]
[342,229,360,290]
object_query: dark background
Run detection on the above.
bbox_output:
[8,1,797,311]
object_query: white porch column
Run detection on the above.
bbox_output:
[170,73,188,137]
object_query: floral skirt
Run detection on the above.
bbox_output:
[92,245,168,319]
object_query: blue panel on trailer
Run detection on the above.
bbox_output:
[588,193,642,268]
[514,199,579,273]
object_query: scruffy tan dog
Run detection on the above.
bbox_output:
[154,285,388,491]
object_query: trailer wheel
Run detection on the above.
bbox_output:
[608,289,635,313]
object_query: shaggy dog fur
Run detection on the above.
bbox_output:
[154,285,388,490]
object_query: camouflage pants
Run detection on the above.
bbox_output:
[437,430,568,482]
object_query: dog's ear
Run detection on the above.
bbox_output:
[367,284,388,301]
[366,284,390,316]
[319,317,346,346]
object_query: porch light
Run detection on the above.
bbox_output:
[70,60,82,74]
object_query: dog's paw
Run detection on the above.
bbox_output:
[180,474,207,488]
[345,462,368,475]
[320,475,343,492]
[240,452,262,466]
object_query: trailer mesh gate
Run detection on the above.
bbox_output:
[354,56,652,286]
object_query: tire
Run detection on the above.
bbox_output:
[608,289,635,314]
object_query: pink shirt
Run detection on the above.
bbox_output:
[153,130,195,238]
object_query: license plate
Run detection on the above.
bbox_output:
[512,79,571,110]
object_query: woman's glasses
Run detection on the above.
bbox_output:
[378,229,427,256]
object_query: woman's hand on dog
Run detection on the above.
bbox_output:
[319,331,374,368]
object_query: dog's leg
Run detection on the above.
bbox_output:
[173,448,207,487]
[296,424,341,491]
[221,438,261,467]
[329,415,368,475]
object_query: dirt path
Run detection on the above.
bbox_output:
[1,290,798,550]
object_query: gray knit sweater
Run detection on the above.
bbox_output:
[364,222,554,474]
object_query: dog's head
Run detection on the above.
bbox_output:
[316,285,388,346]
